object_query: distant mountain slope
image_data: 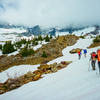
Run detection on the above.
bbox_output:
[0,25,100,42]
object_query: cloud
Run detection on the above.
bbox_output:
[0,0,100,27]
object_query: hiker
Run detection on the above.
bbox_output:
[90,52,97,70]
[97,49,100,73]
[83,49,87,57]
[78,50,81,60]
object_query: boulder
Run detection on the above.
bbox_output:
[69,48,82,54]
[57,61,72,69]
[9,84,18,90]
[24,71,34,78]
[33,70,42,81]
[38,63,58,74]
[0,83,3,86]
[0,83,5,94]
[38,64,50,72]
[0,89,5,94]
[4,78,21,90]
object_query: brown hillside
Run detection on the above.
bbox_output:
[0,35,79,72]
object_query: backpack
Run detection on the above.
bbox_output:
[84,49,87,54]
[97,50,100,61]
[78,51,81,55]
[91,52,96,60]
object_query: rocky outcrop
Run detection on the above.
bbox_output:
[0,61,71,94]
[69,48,82,54]
[38,63,58,74]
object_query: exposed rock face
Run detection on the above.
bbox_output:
[38,61,71,74]
[38,63,58,74]
[48,28,56,36]
[0,83,5,94]
[24,25,42,36]
[90,25,100,35]
[4,78,21,90]
[69,48,82,54]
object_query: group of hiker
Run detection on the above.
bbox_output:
[77,49,100,73]
[90,50,100,72]
[77,49,87,60]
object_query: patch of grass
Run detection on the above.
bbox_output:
[41,51,47,58]
[19,47,34,57]
[80,36,85,39]
[88,36,100,48]
[93,37,100,43]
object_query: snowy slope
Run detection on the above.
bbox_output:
[0,28,27,42]
[72,27,95,36]
[0,33,19,42]
[0,65,40,83]
[56,27,95,36]
[0,28,26,34]
[0,36,100,100]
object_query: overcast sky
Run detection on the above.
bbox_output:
[0,0,100,27]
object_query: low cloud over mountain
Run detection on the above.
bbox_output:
[0,0,100,27]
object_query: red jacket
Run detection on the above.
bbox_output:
[78,51,81,55]
[91,52,96,60]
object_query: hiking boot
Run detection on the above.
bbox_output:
[92,66,95,70]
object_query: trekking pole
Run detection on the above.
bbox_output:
[96,63,98,75]
[96,68,98,75]
[98,66,100,75]
[96,67,100,75]
[96,62,100,75]
[88,60,91,71]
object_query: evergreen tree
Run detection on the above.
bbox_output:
[38,35,43,41]
[14,39,27,49]
[0,45,2,50]
[14,41,22,49]
[50,35,53,39]
[32,40,38,46]
[45,35,50,42]
[41,51,47,58]
[93,36,100,43]
[21,39,27,44]
[2,41,15,54]
[20,46,34,57]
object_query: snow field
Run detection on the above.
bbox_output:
[0,65,40,83]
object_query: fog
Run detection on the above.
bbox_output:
[0,0,100,27]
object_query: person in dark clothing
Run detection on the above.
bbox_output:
[78,50,81,60]
[90,52,96,70]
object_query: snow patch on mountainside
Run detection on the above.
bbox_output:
[72,27,95,36]
[0,33,19,42]
[56,27,95,36]
[56,32,70,36]
[0,28,26,34]
[0,28,27,42]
